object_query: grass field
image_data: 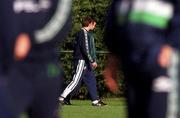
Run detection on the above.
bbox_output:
[21,98,127,118]
[61,98,127,118]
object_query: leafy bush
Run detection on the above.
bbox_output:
[59,0,125,98]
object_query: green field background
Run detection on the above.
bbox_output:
[61,98,127,118]
[21,98,127,118]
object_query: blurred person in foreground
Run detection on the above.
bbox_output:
[103,0,180,118]
[59,17,106,106]
[0,0,72,118]
[0,19,9,118]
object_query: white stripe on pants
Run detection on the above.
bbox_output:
[166,50,179,118]
[61,60,85,98]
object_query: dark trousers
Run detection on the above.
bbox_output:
[61,60,99,101]
[0,75,15,118]
[6,61,62,118]
[123,50,180,118]
[125,72,172,118]
[72,66,99,101]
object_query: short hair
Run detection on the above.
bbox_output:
[82,16,95,27]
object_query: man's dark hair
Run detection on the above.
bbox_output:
[82,16,95,27]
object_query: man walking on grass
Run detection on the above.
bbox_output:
[59,16,106,106]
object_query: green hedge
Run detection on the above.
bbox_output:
[59,0,125,98]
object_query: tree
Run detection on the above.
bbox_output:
[59,0,125,98]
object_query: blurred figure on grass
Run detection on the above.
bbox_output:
[0,0,72,118]
[103,0,180,118]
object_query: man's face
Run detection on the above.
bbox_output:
[89,22,96,30]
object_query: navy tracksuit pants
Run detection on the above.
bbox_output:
[61,60,99,101]
[5,60,62,118]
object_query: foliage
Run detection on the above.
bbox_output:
[59,0,125,98]
[61,0,111,50]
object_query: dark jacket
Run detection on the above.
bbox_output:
[73,28,96,69]
[104,0,180,77]
[0,0,72,64]
[88,32,97,61]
